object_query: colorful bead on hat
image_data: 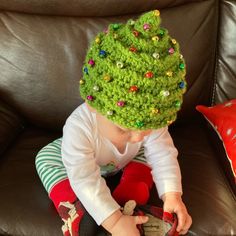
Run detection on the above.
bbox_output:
[80,10,187,130]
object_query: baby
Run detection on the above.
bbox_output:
[36,10,192,236]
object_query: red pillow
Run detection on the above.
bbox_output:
[196,99,236,183]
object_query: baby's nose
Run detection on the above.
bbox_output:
[129,132,146,143]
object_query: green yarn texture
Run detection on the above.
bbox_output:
[80,10,186,130]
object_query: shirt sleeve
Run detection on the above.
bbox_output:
[143,127,182,198]
[61,113,120,225]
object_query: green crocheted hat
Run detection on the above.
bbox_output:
[80,10,186,130]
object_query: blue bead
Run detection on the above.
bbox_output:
[99,50,106,58]
[179,81,185,89]
[83,67,89,75]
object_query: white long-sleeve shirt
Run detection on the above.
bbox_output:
[61,103,182,225]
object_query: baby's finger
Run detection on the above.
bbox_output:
[179,229,188,235]
[179,214,192,235]
[176,211,187,232]
[134,215,149,225]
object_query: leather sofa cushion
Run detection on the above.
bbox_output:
[0,100,25,156]
[213,0,236,104]
[0,0,207,17]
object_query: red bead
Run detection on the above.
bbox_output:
[129,46,137,52]
[133,30,139,37]
[129,85,138,92]
[145,71,154,78]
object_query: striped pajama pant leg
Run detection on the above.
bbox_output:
[35,138,97,236]
[35,138,68,198]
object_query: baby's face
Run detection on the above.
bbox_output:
[116,125,152,143]
[96,111,152,143]
[86,102,152,143]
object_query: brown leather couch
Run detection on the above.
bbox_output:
[0,0,236,235]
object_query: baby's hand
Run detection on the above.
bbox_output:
[102,209,148,236]
[111,214,148,236]
[162,192,192,235]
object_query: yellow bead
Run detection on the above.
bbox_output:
[104,75,111,82]
[152,36,159,41]
[154,10,160,16]
[151,108,159,114]
[167,120,173,125]
[172,39,177,44]
[166,71,173,77]
[95,37,100,44]
[79,79,84,85]
[113,33,118,39]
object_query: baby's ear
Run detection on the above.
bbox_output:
[85,102,97,113]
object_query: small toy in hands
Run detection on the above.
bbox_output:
[122,200,179,236]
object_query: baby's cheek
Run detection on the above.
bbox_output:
[128,136,144,143]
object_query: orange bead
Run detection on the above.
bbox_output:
[129,85,138,92]
[145,71,154,78]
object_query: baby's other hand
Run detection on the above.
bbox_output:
[162,192,192,235]
[111,214,148,236]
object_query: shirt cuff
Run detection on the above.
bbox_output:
[155,179,183,199]
[93,201,121,225]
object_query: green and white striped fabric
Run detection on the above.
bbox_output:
[35,138,67,193]
[133,146,146,163]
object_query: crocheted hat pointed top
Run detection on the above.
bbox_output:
[80,10,186,130]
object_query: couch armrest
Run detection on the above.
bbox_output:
[207,123,236,197]
[0,100,25,156]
